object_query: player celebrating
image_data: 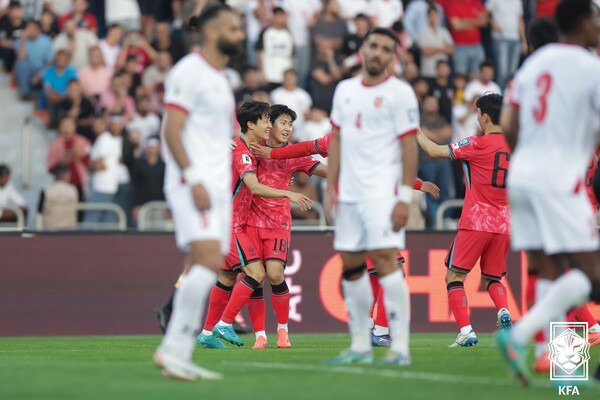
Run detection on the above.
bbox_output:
[153,3,244,381]
[325,28,419,365]
[497,0,600,385]
[417,93,513,347]
[245,104,327,349]
[196,101,313,349]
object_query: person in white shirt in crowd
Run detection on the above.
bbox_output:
[486,0,528,89]
[417,6,454,79]
[105,0,141,32]
[0,164,27,223]
[337,0,369,26]
[404,0,445,42]
[244,0,274,66]
[142,50,172,90]
[464,60,501,104]
[278,0,322,88]
[52,18,97,70]
[370,0,403,28]
[99,24,123,71]
[270,69,312,136]
[127,95,160,148]
[255,6,294,90]
[301,106,331,165]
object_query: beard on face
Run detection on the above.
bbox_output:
[365,58,386,76]
[217,37,243,57]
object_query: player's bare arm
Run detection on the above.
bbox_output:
[242,173,313,211]
[163,106,211,211]
[416,128,451,159]
[500,104,519,152]
[393,133,418,232]
[325,128,340,224]
[312,163,328,178]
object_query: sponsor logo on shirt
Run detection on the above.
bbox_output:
[452,138,470,149]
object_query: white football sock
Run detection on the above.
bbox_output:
[590,324,600,333]
[373,325,389,336]
[255,330,267,339]
[160,265,216,359]
[277,323,288,332]
[342,272,374,354]
[460,325,473,335]
[201,329,213,336]
[380,269,411,356]
[217,320,232,327]
[513,269,592,346]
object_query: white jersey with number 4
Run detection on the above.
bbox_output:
[330,75,420,202]
[162,53,236,200]
[507,43,600,193]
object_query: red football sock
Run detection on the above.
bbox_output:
[369,273,381,316]
[374,287,388,327]
[447,281,471,329]
[271,281,290,325]
[247,288,266,332]
[534,331,546,343]
[487,281,509,311]
[203,281,232,331]
[221,275,260,324]
[570,304,598,326]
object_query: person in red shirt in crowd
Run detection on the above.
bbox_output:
[534,0,560,18]
[58,0,98,33]
[116,31,157,74]
[445,0,488,77]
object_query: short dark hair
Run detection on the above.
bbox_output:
[436,59,450,68]
[242,65,258,74]
[527,18,559,50]
[51,164,70,179]
[364,28,398,46]
[391,21,404,33]
[556,0,595,35]
[269,104,297,125]
[9,1,21,9]
[186,3,233,33]
[272,7,286,15]
[427,6,439,15]
[476,93,503,125]
[26,19,41,29]
[0,164,10,176]
[237,100,270,133]
[355,13,369,21]
[480,60,494,70]
[283,68,296,77]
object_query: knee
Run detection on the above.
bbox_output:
[218,273,237,287]
[244,263,266,283]
[267,269,285,286]
[445,270,465,285]
[342,263,367,281]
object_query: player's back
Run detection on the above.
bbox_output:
[508,44,600,193]
[231,137,257,232]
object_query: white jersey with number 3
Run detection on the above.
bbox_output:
[330,75,420,202]
[507,44,600,193]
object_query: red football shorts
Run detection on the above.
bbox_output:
[366,250,406,274]
[224,228,262,272]
[251,227,291,265]
[445,230,510,280]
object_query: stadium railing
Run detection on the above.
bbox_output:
[435,199,464,230]
[0,205,26,231]
[35,202,127,231]
[21,116,49,190]
[137,201,173,232]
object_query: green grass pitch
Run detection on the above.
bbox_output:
[1,333,598,400]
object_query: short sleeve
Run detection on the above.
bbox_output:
[290,156,320,176]
[233,148,257,179]
[448,136,477,161]
[329,84,343,129]
[164,67,196,114]
[395,86,420,138]
[505,73,521,108]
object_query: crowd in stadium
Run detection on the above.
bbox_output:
[0,0,565,229]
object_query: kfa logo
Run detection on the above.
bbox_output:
[549,322,590,395]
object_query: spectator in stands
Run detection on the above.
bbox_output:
[311,0,348,53]
[412,76,430,107]
[0,0,24,72]
[369,0,404,28]
[403,61,420,81]
[428,60,454,123]
[150,81,164,115]
[42,49,77,111]
[104,0,141,32]
[58,0,97,33]
[142,50,171,90]
[404,0,445,41]
[302,106,330,163]
[341,13,370,58]
[532,0,560,19]
[52,18,98,70]
[271,69,312,138]
[131,137,165,225]
[0,164,27,223]
[99,23,122,71]
[255,6,294,90]
[123,54,142,98]
[99,71,136,122]
[418,95,454,227]
[309,38,342,114]
[151,21,184,64]
[117,31,156,75]
[14,19,53,100]
[464,60,501,104]
[234,65,266,106]
[486,0,527,89]
[290,172,320,221]
[51,79,95,139]
[453,73,467,105]
[78,45,111,98]
[47,116,91,201]
[127,95,160,148]
[446,0,488,77]
[40,8,59,38]
[138,0,158,40]
[337,0,369,22]
[38,164,78,230]
[244,0,274,66]
[417,6,454,79]
[46,0,75,19]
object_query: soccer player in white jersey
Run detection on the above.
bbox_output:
[325,28,419,365]
[496,0,600,385]
[153,3,245,381]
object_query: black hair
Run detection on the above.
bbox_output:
[9,1,21,8]
[242,65,258,74]
[237,101,270,133]
[269,104,297,125]
[51,164,70,179]
[475,93,503,125]
[283,68,297,76]
[0,164,10,176]
[556,0,595,35]
[436,59,450,68]
[391,21,404,33]
[527,18,559,50]
[365,27,398,45]
[427,6,439,15]
[272,7,286,15]
[186,3,233,33]
[108,23,122,31]
[480,60,494,70]
[355,13,369,20]
[25,19,41,28]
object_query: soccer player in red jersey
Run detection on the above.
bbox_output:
[245,104,328,349]
[196,101,312,349]
[417,93,513,347]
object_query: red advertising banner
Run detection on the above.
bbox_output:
[0,232,598,336]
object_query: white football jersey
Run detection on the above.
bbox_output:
[507,44,600,193]
[162,53,236,200]
[330,75,420,202]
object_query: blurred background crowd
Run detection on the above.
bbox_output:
[0,0,568,230]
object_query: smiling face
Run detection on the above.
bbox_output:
[271,114,293,145]
[253,114,272,141]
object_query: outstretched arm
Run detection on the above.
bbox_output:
[416,128,451,159]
